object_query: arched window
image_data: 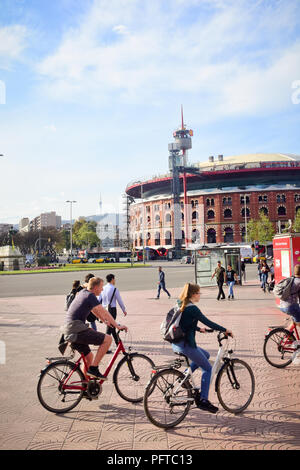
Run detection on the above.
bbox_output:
[224,227,233,243]
[207,228,216,243]
[154,232,160,245]
[278,206,286,216]
[241,207,250,217]
[224,208,232,219]
[259,207,268,216]
[182,230,185,240]
[146,232,151,246]
[165,213,171,223]
[155,214,160,225]
[165,231,172,245]
[181,212,184,221]
[192,211,198,220]
[206,198,210,206]
[192,229,200,243]
[139,233,143,246]
[207,210,215,220]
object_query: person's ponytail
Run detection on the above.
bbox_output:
[179,283,200,312]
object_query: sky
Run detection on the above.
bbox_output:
[0,0,300,225]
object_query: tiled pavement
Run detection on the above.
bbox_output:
[0,281,299,450]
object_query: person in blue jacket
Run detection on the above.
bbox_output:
[156,266,171,299]
[172,282,233,414]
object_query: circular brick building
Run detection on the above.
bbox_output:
[126,153,300,249]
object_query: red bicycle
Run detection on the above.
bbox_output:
[263,320,300,368]
[37,331,155,413]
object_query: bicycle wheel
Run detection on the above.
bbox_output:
[143,369,193,429]
[216,359,255,414]
[113,353,155,403]
[263,328,296,368]
[37,360,85,413]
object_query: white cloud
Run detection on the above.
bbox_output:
[32,0,300,116]
[0,25,29,68]
[44,124,57,132]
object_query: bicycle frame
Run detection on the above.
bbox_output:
[61,337,126,392]
[266,321,300,353]
[171,335,230,399]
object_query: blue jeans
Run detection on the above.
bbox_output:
[227,281,235,297]
[157,282,170,298]
[280,304,300,323]
[261,273,268,290]
[172,341,212,400]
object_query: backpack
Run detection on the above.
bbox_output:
[273,277,295,301]
[160,306,185,343]
[65,291,76,311]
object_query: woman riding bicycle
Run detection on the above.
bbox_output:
[172,282,233,414]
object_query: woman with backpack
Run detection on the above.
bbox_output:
[171,282,233,414]
[279,264,300,323]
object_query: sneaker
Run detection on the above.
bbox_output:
[196,398,219,414]
[231,295,234,300]
[228,296,230,300]
[87,367,107,381]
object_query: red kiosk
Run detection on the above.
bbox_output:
[273,233,300,305]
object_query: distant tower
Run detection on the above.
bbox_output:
[99,194,102,216]
[172,105,193,166]
[168,107,194,255]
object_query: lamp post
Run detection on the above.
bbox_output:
[66,200,76,262]
[244,195,248,243]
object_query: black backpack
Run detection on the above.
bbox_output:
[160,306,185,343]
[65,291,76,311]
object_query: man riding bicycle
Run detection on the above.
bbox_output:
[62,276,128,380]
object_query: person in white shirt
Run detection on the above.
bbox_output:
[98,274,127,353]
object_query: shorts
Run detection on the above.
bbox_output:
[280,304,300,323]
[71,328,106,357]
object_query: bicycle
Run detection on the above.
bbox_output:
[263,319,300,368]
[143,330,255,429]
[37,331,155,414]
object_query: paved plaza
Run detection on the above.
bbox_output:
[0,279,300,451]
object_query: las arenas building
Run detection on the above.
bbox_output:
[125,153,300,249]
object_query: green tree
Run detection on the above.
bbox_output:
[293,210,300,232]
[72,217,100,249]
[247,213,275,244]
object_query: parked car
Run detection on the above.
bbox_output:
[72,257,88,264]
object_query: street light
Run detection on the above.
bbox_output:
[66,200,76,262]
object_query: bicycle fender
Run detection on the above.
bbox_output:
[214,359,230,392]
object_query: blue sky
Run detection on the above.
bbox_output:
[0,0,300,224]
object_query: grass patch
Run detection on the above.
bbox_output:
[0,263,149,275]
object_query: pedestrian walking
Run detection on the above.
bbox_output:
[65,280,83,311]
[83,273,99,331]
[260,261,270,293]
[225,264,238,300]
[211,261,226,300]
[241,259,246,283]
[156,266,171,299]
[100,274,127,353]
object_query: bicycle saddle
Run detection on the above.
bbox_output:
[173,351,189,360]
